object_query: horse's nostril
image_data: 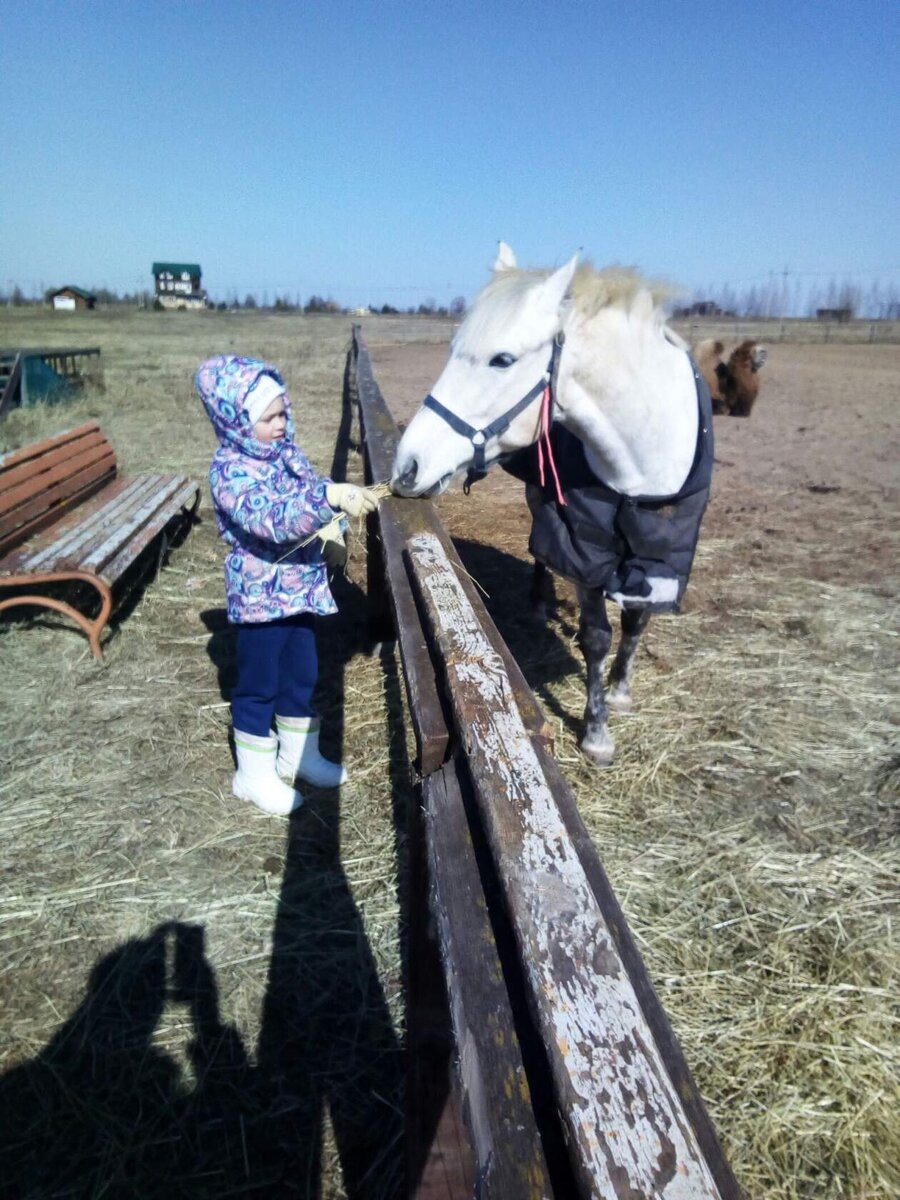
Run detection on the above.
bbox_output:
[398,458,418,490]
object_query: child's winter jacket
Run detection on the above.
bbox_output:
[196,355,339,623]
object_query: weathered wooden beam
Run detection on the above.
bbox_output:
[424,760,555,1199]
[406,531,728,1200]
[351,327,552,775]
[408,769,475,1200]
[352,332,451,774]
[534,744,743,1199]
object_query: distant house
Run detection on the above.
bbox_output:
[152,262,207,310]
[673,300,729,319]
[816,307,853,323]
[49,286,96,311]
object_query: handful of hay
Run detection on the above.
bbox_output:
[277,481,394,563]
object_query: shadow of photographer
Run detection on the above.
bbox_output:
[0,922,255,1197]
[0,889,402,1198]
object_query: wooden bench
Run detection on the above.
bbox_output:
[0,421,200,658]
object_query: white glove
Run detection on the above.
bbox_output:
[325,483,380,518]
[318,524,347,570]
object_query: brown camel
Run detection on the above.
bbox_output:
[693,338,767,416]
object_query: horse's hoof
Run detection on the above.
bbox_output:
[606,688,633,714]
[580,730,615,767]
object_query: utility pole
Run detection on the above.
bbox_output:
[781,266,790,318]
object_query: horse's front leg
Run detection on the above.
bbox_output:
[576,585,615,766]
[607,606,652,713]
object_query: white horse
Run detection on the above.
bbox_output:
[391,243,711,765]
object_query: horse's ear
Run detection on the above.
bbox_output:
[537,252,579,315]
[494,242,518,271]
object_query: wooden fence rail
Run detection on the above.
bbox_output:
[347,326,743,1200]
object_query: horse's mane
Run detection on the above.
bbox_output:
[570,263,676,318]
[459,261,676,355]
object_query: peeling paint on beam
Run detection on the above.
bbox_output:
[407,532,724,1200]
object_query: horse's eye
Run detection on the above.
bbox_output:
[489,352,517,369]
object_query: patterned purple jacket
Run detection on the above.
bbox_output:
[196,355,340,624]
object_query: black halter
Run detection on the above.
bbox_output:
[423,333,565,493]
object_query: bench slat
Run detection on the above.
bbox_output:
[0,443,116,525]
[0,428,109,499]
[6,475,155,573]
[3,474,198,583]
[0,453,118,558]
[0,421,102,471]
[57,476,166,573]
[101,478,198,582]
[0,423,117,558]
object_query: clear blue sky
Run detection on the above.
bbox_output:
[3,0,898,310]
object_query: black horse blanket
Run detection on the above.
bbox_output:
[502,358,714,612]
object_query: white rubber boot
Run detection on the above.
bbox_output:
[275,715,348,787]
[233,730,304,815]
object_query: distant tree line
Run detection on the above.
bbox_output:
[1,286,469,316]
[365,297,466,317]
[5,276,900,320]
[683,277,900,320]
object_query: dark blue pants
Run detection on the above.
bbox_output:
[231,614,318,737]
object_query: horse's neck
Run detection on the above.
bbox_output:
[557,311,698,497]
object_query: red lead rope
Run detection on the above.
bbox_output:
[536,383,567,506]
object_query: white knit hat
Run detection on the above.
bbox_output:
[245,374,285,426]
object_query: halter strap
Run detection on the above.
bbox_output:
[423,334,565,493]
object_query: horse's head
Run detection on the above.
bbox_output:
[391,243,579,497]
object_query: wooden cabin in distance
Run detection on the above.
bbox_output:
[816,306,853,323]
[49,286,96,311]
[152,262,207,310]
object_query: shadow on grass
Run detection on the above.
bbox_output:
[0,910,402,1198]
[1,566,405,1189]
[0,576,404,1199]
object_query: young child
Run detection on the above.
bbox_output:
[197,355,380,816]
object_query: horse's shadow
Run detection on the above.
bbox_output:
[451,536,587,740]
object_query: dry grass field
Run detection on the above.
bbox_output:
[1,307,898,1199]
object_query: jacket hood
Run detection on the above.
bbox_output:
[196,355,296,459]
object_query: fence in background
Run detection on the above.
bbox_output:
[675,317,900,345]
